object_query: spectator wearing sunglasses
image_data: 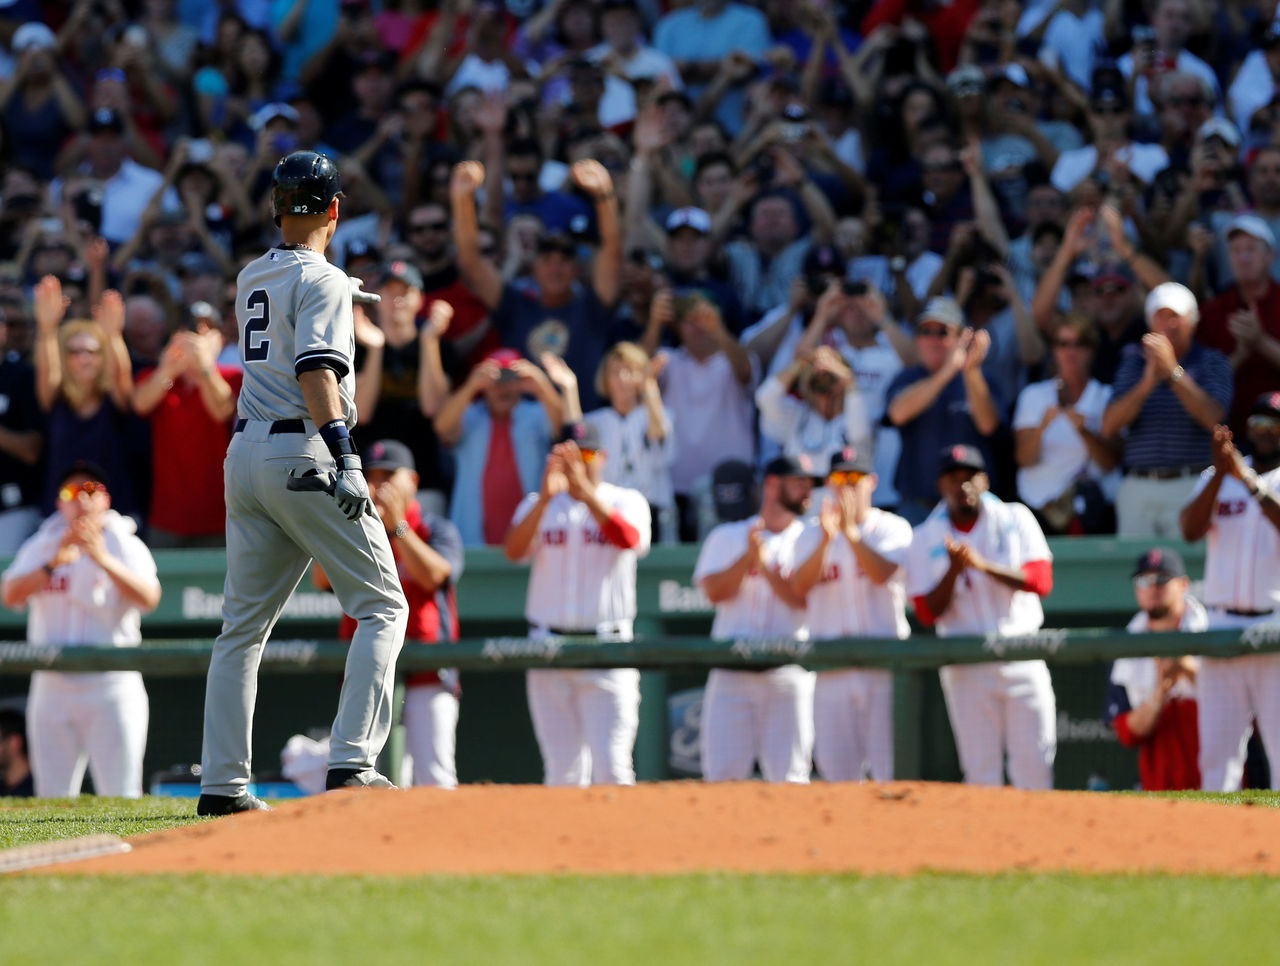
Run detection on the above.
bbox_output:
[884,297,1002,525]
[0,460,161,798]
[1013,313,1120,535]
[31,276,140,525]
[1179,395,1280,791]
[1104,547,1204,791]
[1050,86,1169,194]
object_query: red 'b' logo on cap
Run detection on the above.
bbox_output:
[952,446,967,461]
[1270,393,1280,410]
[1149,549,1162,566]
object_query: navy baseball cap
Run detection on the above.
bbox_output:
[763,454,822,480]
[829,445,873,475]
[57,459,109,488]
[1131,547,1186,579]
[364,439,416,472]
[938,444,986,476]
[559,421,602,451]
[713,459,758,521]
[1251,391,1280,418]
[380,259,424,290]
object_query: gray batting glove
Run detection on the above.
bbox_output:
[333,453,375,521]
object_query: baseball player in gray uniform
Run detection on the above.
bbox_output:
[197,151,408,816]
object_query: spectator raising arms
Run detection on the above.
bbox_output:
[32,276,140,523]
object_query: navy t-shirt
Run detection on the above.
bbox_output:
[492,283,620,411]
[0,355,43,511]
[884,365,1004,504]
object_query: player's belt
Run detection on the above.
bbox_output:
[1124,464,1204,480]
[1215,607,1275,617]
[530,621,629,639]
[233,418,307,435]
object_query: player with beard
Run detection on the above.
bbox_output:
[1180,393,1280,790]
[1106,547,1204,791]
[907,444,1057,788]
[693,455,820,783]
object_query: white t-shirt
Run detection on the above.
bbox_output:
[1228,50,1276,132]
[793,508,912,639]
[1190,461,1280,612]
[1012,379,1113,509]
[906,494,1052,637]
[1051,143,1170,193]
[512,482,652,630]
[755,376,872,477]
[585,404,676,510]
[693,516,808,639]
[2,510,157,646]
[659,347,759,494]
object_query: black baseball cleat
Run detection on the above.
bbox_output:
[325,768,397,790]
[196,792,274,816]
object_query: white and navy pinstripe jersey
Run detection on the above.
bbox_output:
[234,246,357,425]
[694,516,808,640]
[1192,461,1280,612]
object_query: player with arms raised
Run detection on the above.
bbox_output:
[198,152,408,816]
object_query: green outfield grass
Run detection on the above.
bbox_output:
[1,794,1279,966]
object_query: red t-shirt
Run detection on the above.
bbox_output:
[140,365,242,536]
[421,265,498,376]
[861,0,980,73]
[1198,280,1280,433]
[338,501,447,687]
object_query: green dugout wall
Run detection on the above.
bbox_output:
[0,538,1218,790]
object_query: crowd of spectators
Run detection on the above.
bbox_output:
[0,0,1279,554]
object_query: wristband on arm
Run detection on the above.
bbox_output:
[319,420,357,461]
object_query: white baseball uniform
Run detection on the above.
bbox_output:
[1189,461,1280,791]
[906,494,1056,789]
[693,516,815,783]
[2,509,158,797]
[794,508,912,782]
[513,481,651,786]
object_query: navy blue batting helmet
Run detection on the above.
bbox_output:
[271,151,342,226]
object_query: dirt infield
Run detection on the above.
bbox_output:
[38,782,1280,876]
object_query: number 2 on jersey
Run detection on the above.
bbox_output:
[244,289,270,362]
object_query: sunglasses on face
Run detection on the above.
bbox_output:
[1095,284,1128,296]
[66,343,102,356]
[915,325,952,338]
[578,448,600,464]
[922,160,959,173]
[410,220,448,232]
[1054,338,1087,349]
[509,171,539,182]
[828,470,867,487]
[1169,95,1206,108]
[59,480,108,502]
[1133,573,1174,589]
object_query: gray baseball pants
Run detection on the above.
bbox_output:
[201,419,408,795]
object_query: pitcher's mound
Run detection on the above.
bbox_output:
[35,782,1280,876]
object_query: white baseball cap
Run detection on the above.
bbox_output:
[1144,282,1200,326]
[1224,213,1277,250]
[249,102,300,131]
[1197,116,1241,148]
[916,296,966,330]
[12,22,56,52]
[664,206,711,235]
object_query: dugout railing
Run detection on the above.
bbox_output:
[0,624,1274,790]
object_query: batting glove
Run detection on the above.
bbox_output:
[333,453,375,521]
